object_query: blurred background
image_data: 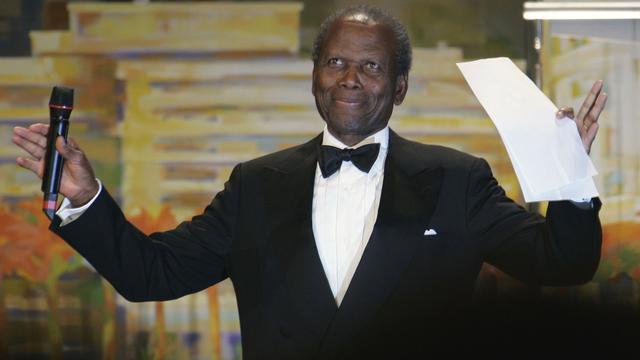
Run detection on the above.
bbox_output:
[0,0,638,359]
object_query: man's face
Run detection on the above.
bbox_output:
[312,19,408,144]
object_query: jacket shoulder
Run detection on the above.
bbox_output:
[393,134,482,171]
[238,134,319,174]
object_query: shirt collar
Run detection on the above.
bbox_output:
[321,125,389,150]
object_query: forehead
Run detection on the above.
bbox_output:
[321,19,396,58]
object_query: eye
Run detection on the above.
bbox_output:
[365,62,381,72]
[327,58,343,67]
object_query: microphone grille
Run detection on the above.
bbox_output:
[49,86,74,107]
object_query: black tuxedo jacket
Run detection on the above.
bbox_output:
[52,130,602,358]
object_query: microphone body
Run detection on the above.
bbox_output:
[42,86,74,220]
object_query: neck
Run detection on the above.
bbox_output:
[336,134,367,147]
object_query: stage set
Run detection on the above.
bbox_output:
[1,1,639,359]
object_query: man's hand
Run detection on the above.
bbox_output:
[556,80,608,155]
[12,123,100,207]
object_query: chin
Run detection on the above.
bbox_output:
[330,123,369,136]
[329,116,369,131]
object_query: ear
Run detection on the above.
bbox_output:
[312,64,318,95]
[394,73,408,105]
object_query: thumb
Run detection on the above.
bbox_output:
[67,137,81,149]
[55,136,79,161]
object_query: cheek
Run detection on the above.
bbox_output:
[314,81,331,99]
[371,86,393,104]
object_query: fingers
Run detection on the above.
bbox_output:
[13,126,48,148]
[576,80,604,122]
[579,83,607,153]
[12,126,47,159]
[583,92,608,131]
[583,122,599,154]
[563,80,607,154]
[16,156,43,177]
[29,123,49,136]
[556,107,574,119]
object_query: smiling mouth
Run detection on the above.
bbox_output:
[334,98,365,106]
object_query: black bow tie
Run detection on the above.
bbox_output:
[318,143,381,178]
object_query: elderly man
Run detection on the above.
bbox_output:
[13,5,606,359]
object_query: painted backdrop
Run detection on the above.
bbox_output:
[1,1,636,359]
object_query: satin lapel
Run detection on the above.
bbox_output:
[320,132,444,353]
[263,136,338,338]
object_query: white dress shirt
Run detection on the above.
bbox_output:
[313,126,388,306]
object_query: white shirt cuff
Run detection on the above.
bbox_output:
[569,197,593,210]
[56,179,102,226]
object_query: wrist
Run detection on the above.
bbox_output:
[70,180,100,207]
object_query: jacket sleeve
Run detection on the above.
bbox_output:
[467,158,602,286]
[50,163,242,302]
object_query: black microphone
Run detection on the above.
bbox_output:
[42,86,74,220]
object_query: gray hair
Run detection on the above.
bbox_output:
[311,5,412,78]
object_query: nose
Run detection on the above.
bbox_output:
[338,65,362,89]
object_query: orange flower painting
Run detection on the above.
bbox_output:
[0,198,77,282]
[128,206,178,235]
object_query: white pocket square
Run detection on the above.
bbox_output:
[423,228,437,236]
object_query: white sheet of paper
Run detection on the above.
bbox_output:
[456,57,598,202]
